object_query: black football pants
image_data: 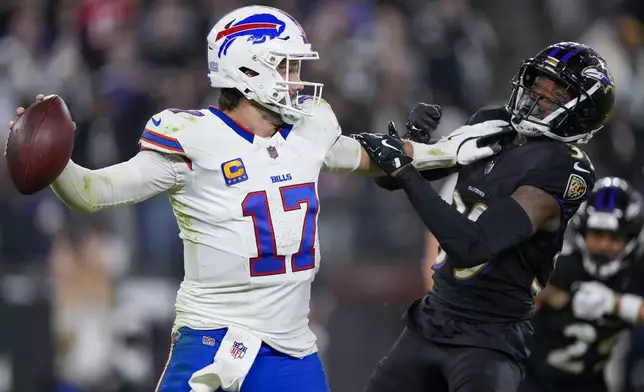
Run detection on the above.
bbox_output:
[365,326,523,392]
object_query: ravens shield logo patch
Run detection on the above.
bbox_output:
[564,174,587,200]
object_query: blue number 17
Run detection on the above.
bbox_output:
[242,183,318,277]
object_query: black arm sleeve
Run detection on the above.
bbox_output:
[395,165,534,267]
[374,166,458,191]
[547,253,581,291]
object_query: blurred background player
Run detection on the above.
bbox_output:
[354,41,613,392]
[6,4,507,392]
[522,177,644,392]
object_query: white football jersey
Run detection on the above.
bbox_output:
[138,98,342,357]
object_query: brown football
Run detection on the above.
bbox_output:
[5,95,75,195]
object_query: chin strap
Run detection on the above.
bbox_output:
[250,100,286,125]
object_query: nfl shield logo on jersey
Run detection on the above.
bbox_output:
[267,145,279,159]
[230,341,247,359]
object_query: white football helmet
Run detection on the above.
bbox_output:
[207,6,323,124]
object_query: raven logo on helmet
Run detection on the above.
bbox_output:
[582,66,614,92]
[215,14,286,58]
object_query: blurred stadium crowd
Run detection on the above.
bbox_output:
[1,0,644,391]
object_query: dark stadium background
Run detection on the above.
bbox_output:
[1,0,644,391]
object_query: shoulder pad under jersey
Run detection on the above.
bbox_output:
[139,108,208,155]
[295,96,341,149]
[518,141,596,218]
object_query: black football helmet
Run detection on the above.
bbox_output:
[507,42,615,143]
[570,177,644,279]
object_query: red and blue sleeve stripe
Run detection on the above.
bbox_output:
[139,129,185,154]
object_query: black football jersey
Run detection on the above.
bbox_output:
[409,106,596,360]
[527,251,644,383]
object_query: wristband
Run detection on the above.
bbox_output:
[618,294,643,324]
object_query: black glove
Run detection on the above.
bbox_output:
[352,122,412,175]
[405,103,442,144]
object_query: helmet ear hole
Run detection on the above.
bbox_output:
[239,67,259,77]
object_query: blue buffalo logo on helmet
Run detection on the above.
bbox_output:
[215,14,287,58]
